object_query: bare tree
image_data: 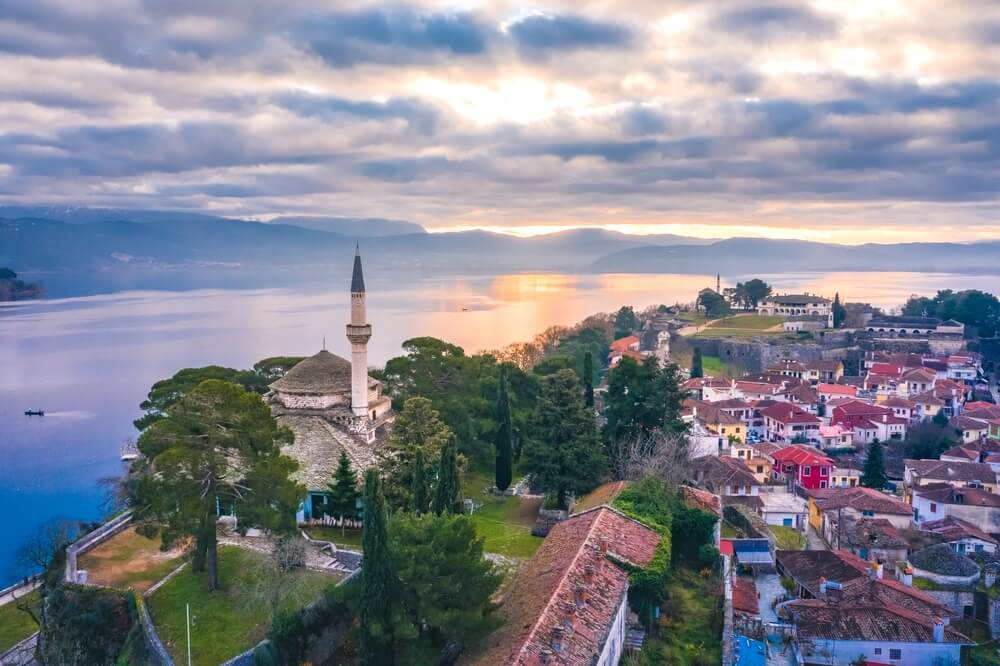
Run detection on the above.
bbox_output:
[242,535,315,614]
[612,429,694,487]
[12,519,79,628]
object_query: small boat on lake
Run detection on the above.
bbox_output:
[24,409,45,416]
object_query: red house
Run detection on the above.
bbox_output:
[772,445,834,489]
[831,400,894,430]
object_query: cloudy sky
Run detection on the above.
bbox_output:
[2,1,1000,242]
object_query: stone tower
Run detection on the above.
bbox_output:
[346,244,371,418]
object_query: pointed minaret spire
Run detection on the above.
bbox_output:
[347,245,372,419]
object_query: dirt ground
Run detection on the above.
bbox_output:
[78,527,189,592]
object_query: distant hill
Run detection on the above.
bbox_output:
[0,206,233,225]
[591,237,1000,275]
[266,216,425,236]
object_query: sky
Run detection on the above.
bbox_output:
[2,1,1000,243]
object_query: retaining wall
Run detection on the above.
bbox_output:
[64,511,134,584]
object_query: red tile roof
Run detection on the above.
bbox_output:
[814,487,912,516]
[869,362,903,376]
[817,383,857,396]
[609,335,639,352]
[833,400,891,416]
[923,516,999,546]
[732,577,759,616]
[772,445,833,467]
[761,403,821,425]
[471,507,660,666]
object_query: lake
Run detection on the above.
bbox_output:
[0,268,996,584]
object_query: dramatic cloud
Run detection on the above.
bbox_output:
[1,0,999,242]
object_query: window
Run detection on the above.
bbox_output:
[820,467,828,476]
[977,544,985,552]
[874,648,882,655]
[757,465,764,473]
[862,510,875,517]
[783,518,793,526]
[820,481,827,488]
[930,502,937,513]
[803,466,811,476]
[890,648,902,660]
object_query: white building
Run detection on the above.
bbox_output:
[757,293,833,327]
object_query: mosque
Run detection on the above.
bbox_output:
[266,246,393,523]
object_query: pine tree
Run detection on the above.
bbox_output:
[360,469,394,666]
[861,439,887,489]
[410,447,428,515]
[832,292,847,328]
[328,450,360,536]
[691,347,704,378]
[433,438,462,515]
[525,369,606,509]
[583,351,595,407]
[495,365,514,492]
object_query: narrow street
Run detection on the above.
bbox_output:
[805,525,828,550]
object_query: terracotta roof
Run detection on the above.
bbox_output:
[784,385,819,405]
[761,403,821,425]
[772,445,833,467]
[807,360,842,372]
[923,516,999,546]
[814,487,912,516]
[270,350,354,395]
[913,484,1000,508]
[911,391,945,406]
[776,549,867,595]
[471,507,660,666]
[692,456,761,492]
[735,381,782,395]
[785,598,968,643]
[768,359,807,372]
[940,446,979,461]
[900,367,938,383]
[965,406,1000,421]
[681,485,722,517]
[869,362,903,376]
[572,481,630,514]
[906,459,998,484]
[817,383,857,396]
[952,415,991,431]
[751,442,782,458]
[882,396,916,409]
[833,400,891,416]
[732,577,759,616]
[714,397,753,410]
[609,335,639,352]
[840,517,908,549]
[964,402,1000,416]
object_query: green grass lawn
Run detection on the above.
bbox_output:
[692,314,786,339]
[702,355,727,376]
[720,522,743,539]
[305,526,363,550]
[0,590,40,652]
[770,525,806,550]
[463,463,543,559]
[78,527,188,592]
[147,546,337,665]
[637,568,723,665]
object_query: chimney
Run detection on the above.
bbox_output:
[875,561,884,580]
[551,626,564,653]
[584,563,596,583]
[540,648,552,663]
[819,576,827,597]
[933,617,945,643]
[882,414,887,423]
[560,600,576,630]
[598,538,608,556]
[575,583,589,608]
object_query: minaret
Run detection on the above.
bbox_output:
[346,244,372,418]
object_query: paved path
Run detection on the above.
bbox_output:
[0,581,39,609]
[805,525,828,550]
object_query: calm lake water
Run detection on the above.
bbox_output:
[1,268,996,584]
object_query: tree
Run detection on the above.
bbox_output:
[901,289,1000,337]
[525,369,606,509]
[697,289,730,317]
[612,430,692,486]
[360,468,395,666]
[583,351,595,407]
[433,438,462,516]
[861,439,887,489]
[388,514,502,662]
[933,409,950,427]
[329,451,361,535]
[832,292,846,328]
[906,421,960,459]
[691,347,704,378]
[379,397,454,511]
[134,365,271,430]
[614,306,639,338]
[128,380,302,591]
[495,365,514,492]
[409,447,429,515]
[743,279,772,309]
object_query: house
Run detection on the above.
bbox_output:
[912,484,1000,532]
[734,380,783,402]
[757,293,833,327]
[767,359,808,380]
[811,487,915,542]
[784,596,968,666]
[760,491,808,529]
[691,456,762,497]
[859,414,907,444]
[883,396,916,422]
[609,335,640,353]
[839,517,909,570]
[951,415,990,444]
[727,443,772,483]
[923,516,999,555]
[761,403,822,444]
[907,543,980,615]
[830,466,861,488]
[608,348,646,368]
[684,400,746,445]
[771,445,834,490]
[683,376,737,401]
[830,400,895,431]
[817,383,857,403]
[898,367,938,398]
[781,384,820,412]
[805,360,844,384]
[940,445,982,464]
[818,425,854,451]
[904,459,999,492]
[471,506,660,666]
[911,391,946,420]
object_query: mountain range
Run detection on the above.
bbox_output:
[1,207,997,276]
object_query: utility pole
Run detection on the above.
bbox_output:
[186,603,192,666]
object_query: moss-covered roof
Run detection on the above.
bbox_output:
[909,543,979,577]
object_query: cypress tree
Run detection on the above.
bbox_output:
[832,292,847,328]
[691,347,704,379]
[495,365,514,492]
[360,469,394,666]
[410,447,428,515]
[861,439,887,489]
[433,438,462,516]
[583,351,595,407]
[328,450,360,536]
